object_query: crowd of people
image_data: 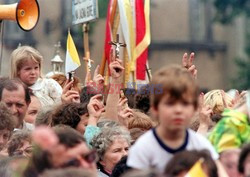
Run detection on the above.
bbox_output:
[0,45,249,177]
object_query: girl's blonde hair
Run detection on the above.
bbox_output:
[204,89,233,115]
[10,46,43,78]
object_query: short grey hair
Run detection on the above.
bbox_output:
[97,119,120,129]
[35,106,53,127]
[91,126,131,160]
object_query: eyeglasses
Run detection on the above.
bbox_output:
[12,146,33,157]
[60,150,98,168]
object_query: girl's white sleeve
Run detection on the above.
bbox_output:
[47,79,63,104]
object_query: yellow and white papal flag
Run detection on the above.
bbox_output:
[65,30,81,73]
[184,158,207,177]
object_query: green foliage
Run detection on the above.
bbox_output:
[232,34,250,90]
[210,0,250,89]
[212,0,250,24]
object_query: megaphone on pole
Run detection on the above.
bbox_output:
[0,0,40,31]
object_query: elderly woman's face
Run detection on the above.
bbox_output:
[100,137,129,173]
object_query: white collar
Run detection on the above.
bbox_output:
[29,78,44,91]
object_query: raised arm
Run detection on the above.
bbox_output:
[105,50,124,121]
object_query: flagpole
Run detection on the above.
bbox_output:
[100,51,106,76]
[83,23,91,81]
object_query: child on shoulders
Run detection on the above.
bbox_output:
[126,64,218,173]
[10,46,62,106]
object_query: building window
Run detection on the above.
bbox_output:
[189,0,215,42]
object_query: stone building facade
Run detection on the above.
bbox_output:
[0,0,247,90]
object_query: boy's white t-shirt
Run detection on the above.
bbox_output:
[127,128,219,173]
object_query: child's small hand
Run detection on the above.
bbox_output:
[182,52,197,79]
[61,80,80,103]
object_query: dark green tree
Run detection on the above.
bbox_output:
[211,0,250,89]
[232,34,250,90]
[212,0,250,24]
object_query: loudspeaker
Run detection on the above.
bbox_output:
[0,0,40,31]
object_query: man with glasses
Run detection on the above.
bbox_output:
[23,126,97,177]
[7,130,32,157]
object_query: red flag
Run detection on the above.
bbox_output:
[104,0,117,65]
[136,0,149,80]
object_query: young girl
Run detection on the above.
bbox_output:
[10,46,62,107]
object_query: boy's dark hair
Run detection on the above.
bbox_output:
[134,84,150,114]
[238,143,250,173]
[0,78,31,104]
[164,150,218,177]
[7,130,31,156]
[80,86,100,105]
[0,102,16,131]
[23,126,85,176]
[150,65,199,109]
[51,103,88,129]
[110,156,130,177]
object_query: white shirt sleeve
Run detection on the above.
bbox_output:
[126,138,151,169]
[189,130,219,160]
[47,78,63,104]
[203,138,219,160]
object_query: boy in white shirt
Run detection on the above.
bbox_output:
[127,65,219,173]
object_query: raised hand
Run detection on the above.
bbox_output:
[109,49,124,79]
[117,96,133,128]
[85,65,104,91]
[231,90,247,108]
[182,52,197,79]
[197,92,213,135]
[93,65,104,90]
[61,80,80,103]
[87,94,105,126]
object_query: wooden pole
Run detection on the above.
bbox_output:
[100,51,106,76]
[83,22,91,81]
